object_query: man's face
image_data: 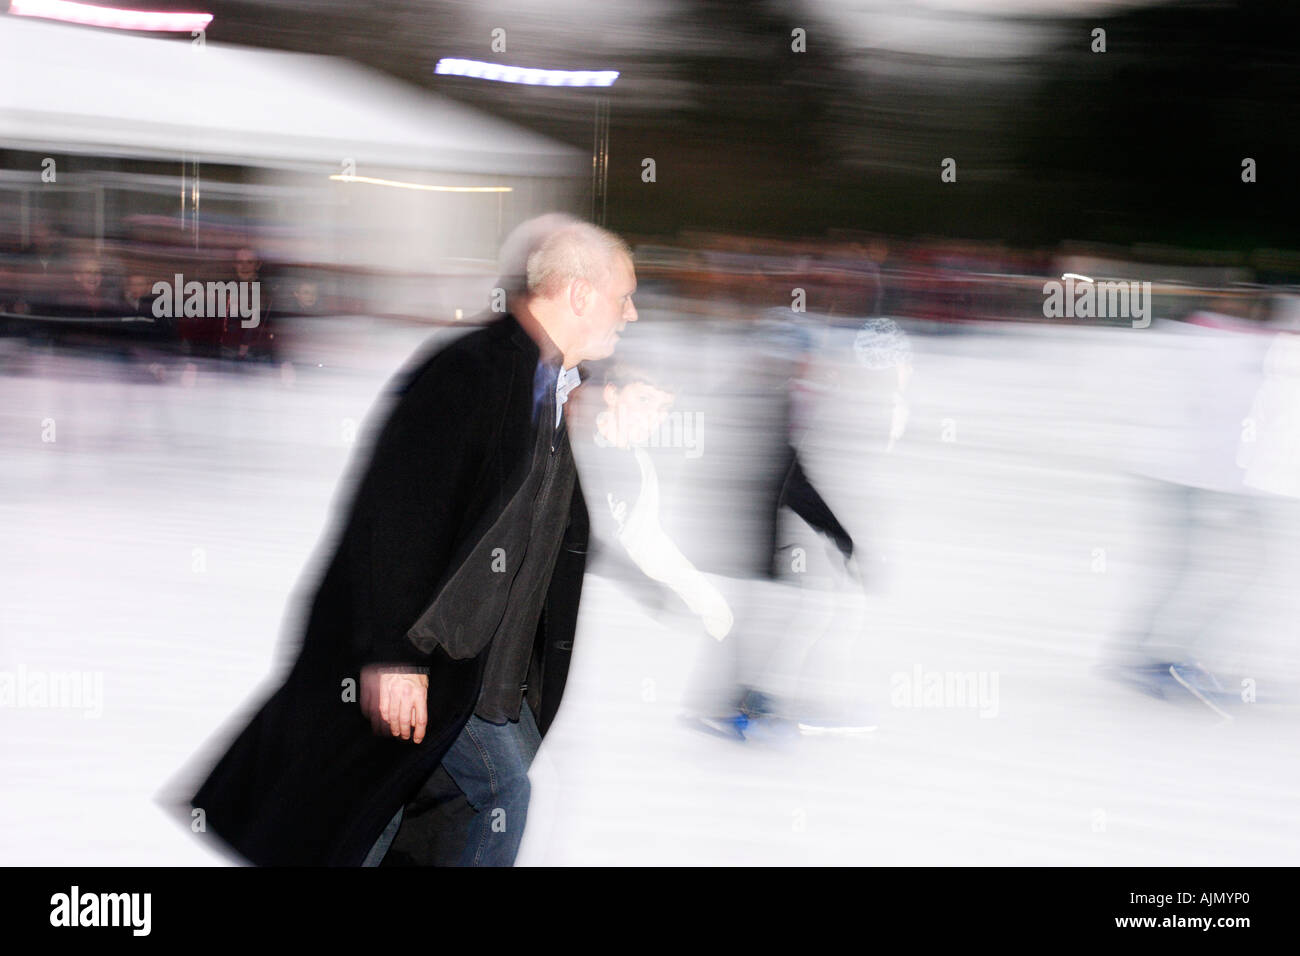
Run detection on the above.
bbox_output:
[293,282,318,308]
[125,275,150,300]
[32,225,54,255]
[74,261,102,295]
[234,250,259,282]
[574,253,637,362]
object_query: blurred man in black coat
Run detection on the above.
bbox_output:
[184,215,637,865]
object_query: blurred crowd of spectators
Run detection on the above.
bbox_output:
[4,212,1298,370]
[633,230,1298,330]
[0,216,333,362]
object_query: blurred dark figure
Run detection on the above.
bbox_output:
[53,252,117,319]
[267,275,324,332]
[219,246,275,361]
[26,220,64,273]
[284,277,321,316]
[116,272,178,371]
[12,220,68,316]
[121,273,158,318]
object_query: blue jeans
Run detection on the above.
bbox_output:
[362,702,541,867]
[361,804,404,867]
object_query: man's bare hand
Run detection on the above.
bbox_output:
[360,666,429,743]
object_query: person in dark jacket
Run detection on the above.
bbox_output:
[176,214,637,866]
[219,247,275,361]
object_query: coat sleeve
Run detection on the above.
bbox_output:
[779,450,854,560]
[343,345,491,668]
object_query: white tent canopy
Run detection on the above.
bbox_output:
[0,15,586,177]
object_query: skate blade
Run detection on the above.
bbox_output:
[1168,666,1235,722]
[797,722,879,736]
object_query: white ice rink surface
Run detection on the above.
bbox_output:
[3,314,1299,866]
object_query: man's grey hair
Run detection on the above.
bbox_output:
[497,214,631,298]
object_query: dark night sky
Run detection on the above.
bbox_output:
[59,0,1300,249]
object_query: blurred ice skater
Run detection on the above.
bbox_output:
[1235,295,1300,691]
[1100,300,1271,717]
[680,306,865,740]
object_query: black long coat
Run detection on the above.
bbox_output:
[186,313,589,866]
